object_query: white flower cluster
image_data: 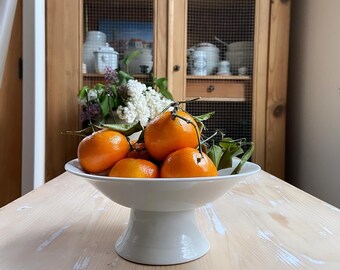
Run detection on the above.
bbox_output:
[116,79,172,127]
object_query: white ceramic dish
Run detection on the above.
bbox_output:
[225,41,253,74]
[65,159,260,265]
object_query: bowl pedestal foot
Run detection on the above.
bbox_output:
[115,209,210,265]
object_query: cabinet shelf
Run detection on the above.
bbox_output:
[83,73,151,79]
[83,73,250,81]
[187,75,251,81]
[83,73,152,86]
[186,96,246,102]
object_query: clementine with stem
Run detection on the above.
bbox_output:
[144,109,200,161]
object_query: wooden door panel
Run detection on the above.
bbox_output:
[45,0,82,181]
[0,0,22,207]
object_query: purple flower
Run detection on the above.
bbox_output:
[104,67,118,85]
[81,103,102,122]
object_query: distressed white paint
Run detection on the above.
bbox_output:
[36,225,70,252]
[275,247,302,267]
[16,205,32,211]
[203,203,226,235]
[257,230,303,267]
[110,256,119,269]
[73,256,91,270]
[301,254,325,265]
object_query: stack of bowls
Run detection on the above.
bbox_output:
[225,41,253,75]
[194,43,220,75]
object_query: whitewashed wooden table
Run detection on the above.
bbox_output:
[1,170,340,269]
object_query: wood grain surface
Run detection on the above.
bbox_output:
[0,0,22,207]
[45,0,82,181]
[1,171,340,269]
[265,0,291,179]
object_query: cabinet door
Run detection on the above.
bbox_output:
[169,0,289,178]
[46,0,82,181]
[46,0,168,181]
[82,0,167,86]
[169,0,260,158]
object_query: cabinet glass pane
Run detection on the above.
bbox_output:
[186,0,255,144]
[83,0,154,84]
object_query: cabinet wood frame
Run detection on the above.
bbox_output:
[45,0,290,180]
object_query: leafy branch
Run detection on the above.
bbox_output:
[207,136,254,174]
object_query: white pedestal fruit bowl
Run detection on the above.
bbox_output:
[65,158,260,265]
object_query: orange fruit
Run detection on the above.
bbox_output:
[127,141,152,160]
[78,129,129,173]
[160,147,218,178]
[109,158,159,178]
[144,109,199,161]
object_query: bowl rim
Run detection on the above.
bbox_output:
[65,158,261,183]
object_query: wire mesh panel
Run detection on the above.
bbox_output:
[82,0,154,86]
[186,0,256,142]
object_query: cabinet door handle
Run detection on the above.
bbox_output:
[207,85,215,92]
[173,65,180,71]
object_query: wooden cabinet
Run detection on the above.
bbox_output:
[46,0,290,180]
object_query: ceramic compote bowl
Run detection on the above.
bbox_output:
[65,158,260,265]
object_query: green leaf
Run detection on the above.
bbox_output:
[78,86,89,99]
[107,85,121,109]
[208,144,223,167]
[217,148,233,170]
[217,139,245,170]
[94,83,105,90]
[231,142,255,174]
[223,143,244,156]
[158,87,173,100]
[193,111,215,122]
[100,94,110,117]
[118,70,134,85]
[155,77,167,88]
[123,50,142,66]
[102,122,143,136]
[219,137,234,148]
[219,139,243,156]
[154,77,173,100]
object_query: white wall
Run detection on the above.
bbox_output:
[286,0,340,207]
[22,0,45,194]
